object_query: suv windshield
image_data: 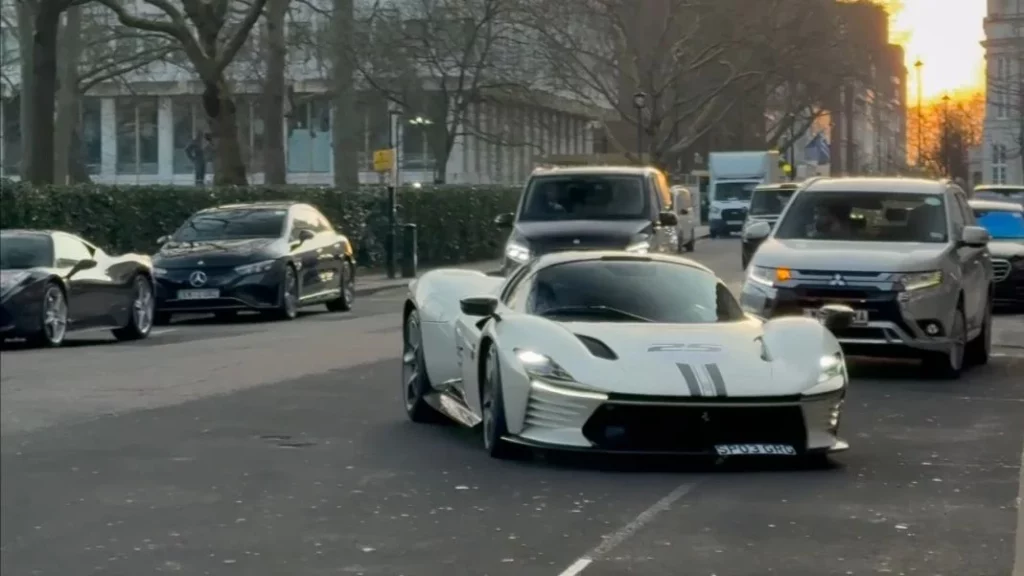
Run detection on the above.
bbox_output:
[973,207,1024,239]
[774,191,949,243]
[0,234,54,269]
[526,260,745,324]
[974,187,1024,205]
[519,175,649,221]
[750,188,796,216]
[714,181,757,202]
[173,209,286,242]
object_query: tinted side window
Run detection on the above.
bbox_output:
[954,194,977,226]
[947,193,966,230]
[501,263,534,306]
[53,234,94,268]
[291,207,318,239]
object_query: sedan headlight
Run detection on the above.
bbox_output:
[234,260,276,275]
[0,271,30,293]
[802,352,848,395]
[505,241,530,264]
[152,267,169,278]
[625,239,651,253]
[515,349,574,382]
[898,270,942,291]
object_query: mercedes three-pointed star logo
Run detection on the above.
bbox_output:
[189,270,208,287]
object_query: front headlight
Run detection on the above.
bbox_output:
[515,349,574,382]
[505,241,530,263]
[152,267,169,278]
[0,271,30,293]
[899,270,942,291]
[710,205,722,216]
[234,260,276,275]
[625,240,651,253]
[1013,258,1024,270]
[802,352,848,395]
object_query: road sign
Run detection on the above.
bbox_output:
[373,149,395,173]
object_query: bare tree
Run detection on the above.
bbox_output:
[348,0,543,183]
[261,0,288,184]
[95,0,270,185]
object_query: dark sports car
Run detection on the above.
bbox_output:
[0,229,156,347]
[970,199,1024,309]
[151,201,356,323]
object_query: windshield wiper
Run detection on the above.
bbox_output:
[538,305,654,322]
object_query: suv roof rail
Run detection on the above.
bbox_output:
[801,176,826,187]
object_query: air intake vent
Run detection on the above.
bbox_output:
[576,334,618,360]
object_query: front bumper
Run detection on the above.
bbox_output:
[510,381,846,455]
[992,259,1024,308]
[740,280,958,356]
[154,265,284,313]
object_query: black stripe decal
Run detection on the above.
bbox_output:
[676,363,703,396]
[705,363,728,396]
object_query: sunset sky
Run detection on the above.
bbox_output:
[890,0,986,102]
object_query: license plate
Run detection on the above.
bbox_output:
[177,289,220,300]
[715,444,797,456]
[727,220,743,225]
[804,307,868,325]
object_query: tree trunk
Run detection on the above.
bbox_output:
[53,4,82,185]
[15,0,36,180]
[261,0,287,184]
[67,126,92,183]
[202,80,248,185]
[25,2,61,184]
[331,0,359,189]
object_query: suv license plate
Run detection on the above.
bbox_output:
[715,444,796,456]
[178,289,220,300]
[804,308,869,325]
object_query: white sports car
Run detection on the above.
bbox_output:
[401,251,852,461]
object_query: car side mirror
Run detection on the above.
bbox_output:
[959,225,990,247]
[494,213,514,229]
[297,229,316,243]
[658,211,678,227]
[460,296,499,317]
[67,258,97,278]
[819,304,855,333]
[157,235,169,245]
[743,221,771,241]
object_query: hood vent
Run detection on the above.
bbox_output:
[575,334,618,360]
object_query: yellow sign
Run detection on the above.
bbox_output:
[373,149,395,173]
[782,162,793,174]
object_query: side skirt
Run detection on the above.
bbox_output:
[424,379,482,427]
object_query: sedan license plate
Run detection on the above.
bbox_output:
[177,289,220,300]
[804,308,869,325]
[715,444,796,456]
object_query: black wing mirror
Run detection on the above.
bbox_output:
[295,229,316,244]
[493,213,514,228]
[819,304,855,333]
[460,296,499,317]
[658,211,678,227]
[67,258,97,278]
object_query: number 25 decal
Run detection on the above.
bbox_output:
[647,343,723,353]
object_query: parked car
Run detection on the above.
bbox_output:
[151,202,356,324]
[739,177,993,379]
[740,182,800,269]
[1,229,155,347]
[494,166,679,275]
[969,199,1024,309]
[972,184,1024,207]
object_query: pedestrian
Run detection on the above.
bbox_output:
[184,132,207,186]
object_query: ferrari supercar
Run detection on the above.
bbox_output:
[401,251,854,461]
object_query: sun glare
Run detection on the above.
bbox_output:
[890,0,986,102]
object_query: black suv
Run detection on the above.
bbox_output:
[494,166,679,275]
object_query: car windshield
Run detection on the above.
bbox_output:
[974,187,1024,205]
[749,188,796,215]
[173,209,286,242]
[526,259,745,324]
[714,181,757,202]
[0,234,54,269]
[774,191,949,243]
[518,175,649,221]
[973,208,1024,239]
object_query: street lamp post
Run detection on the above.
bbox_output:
[633,92,647,165]
[914,59,923,167]
[386,106,402,279]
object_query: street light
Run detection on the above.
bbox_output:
[386,106,402,279]
[914,59,923,166]
[633,91,647,165]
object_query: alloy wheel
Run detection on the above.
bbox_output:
[133,277,154,333]
[403,314,422,410]
[949,310,966,371]
[43,287,68,344]
[284,268,298,317]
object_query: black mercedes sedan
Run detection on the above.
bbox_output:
[1,229,155,347]
[151,202,356,323]
[970,199,1024,310]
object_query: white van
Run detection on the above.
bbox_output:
[670,185,697,252]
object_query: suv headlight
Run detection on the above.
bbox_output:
[625,239,651,253]
[899,270,942,291]
[515,349,574,382]
[235,260,276,275]
[747,266,792,287]
[505,241,530,263]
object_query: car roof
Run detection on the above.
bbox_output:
[974,184,1024,191]
[803,177,947,194]
[200,201,300,212]
[530,165,658,177]
[968,199,1023,212]
[754,182,800,191]
[530,251,715,275]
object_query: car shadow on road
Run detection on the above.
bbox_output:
[166,309,327,327]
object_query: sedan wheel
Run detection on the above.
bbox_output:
[113,275,155,341]
[326,262,354,312]
[33,284,68,347]
[272,266,299,320]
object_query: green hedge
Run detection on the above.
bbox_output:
[0,181,522,267]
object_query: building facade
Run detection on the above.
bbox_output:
[982,0,1024,185]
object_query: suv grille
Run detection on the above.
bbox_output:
[722,208,747,221]
[993,259,1011,282]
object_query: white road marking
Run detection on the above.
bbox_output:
[555,483,695,576]
[1013,442,1024,576]
[150,329,176,336]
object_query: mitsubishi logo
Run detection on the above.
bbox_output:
[189,271,208,287]
[828,273,847,287]
[572,238,581,245]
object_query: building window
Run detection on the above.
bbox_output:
[287,96,331,173]
[992,143,1008,184]
[79,97,102,175]
[115,97,159,175]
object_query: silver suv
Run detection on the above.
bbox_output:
[739,178,994,379]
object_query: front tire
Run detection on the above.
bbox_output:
[923,304,966,379]
[112,275,155,341]
[326,261,355,312]
[683,230,695,252]
[966,291,992,367]
[28,282,68,348]
[402,309,443,423]
[481,345,524,459]
[271,264,300,321]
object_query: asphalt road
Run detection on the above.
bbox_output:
[2,238,1023,576]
